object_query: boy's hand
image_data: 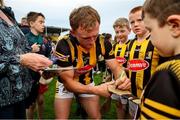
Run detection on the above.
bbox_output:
[115,70,131,90]
[31,43,40,52]
[115,77,131,90]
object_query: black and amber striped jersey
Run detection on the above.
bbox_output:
[113,40,130,68]
[127,36,164,98]
[55,34,114,85]
[140,54,180,119]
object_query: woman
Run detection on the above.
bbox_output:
[0,0,52,118]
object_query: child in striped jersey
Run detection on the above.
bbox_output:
[139,0,180,119]
[128,6,165,118]
[113,17,131,68]
[112,17,131,119]
[128,6,164,98]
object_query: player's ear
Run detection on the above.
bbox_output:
[167,15,180,38]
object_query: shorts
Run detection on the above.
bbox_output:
[55,81,96,99]
[111,94,127,104]
[38,83,48,94]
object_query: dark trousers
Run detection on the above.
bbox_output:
[0,100,26,119]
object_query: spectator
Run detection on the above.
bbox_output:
[25,11,52,119]
[112,17,131,119]
[20,17,30,34]
[127,6,166,117]
[0,0,52,119]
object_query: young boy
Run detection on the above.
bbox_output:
[112,17,131,119]
[127,6,164,117]
[140,0,180,119]
[25,12,52,119]
[128,6,164,98]
[113,17,131,68]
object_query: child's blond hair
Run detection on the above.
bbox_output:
[113,17,130,30]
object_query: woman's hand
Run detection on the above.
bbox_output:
[20,53,53,71]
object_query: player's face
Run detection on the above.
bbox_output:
[73,22,100,50]
[114,26,130,43]
[30,16,45,33]
[129,10,148,37]
[143,13,173,57]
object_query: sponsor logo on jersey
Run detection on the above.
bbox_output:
[76,65,93,74]
[116,57,127,64]
[127,59,149,71]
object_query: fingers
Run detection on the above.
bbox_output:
[21,53,53,71]
[114,77,125,87]
[116,78,131,90]
[37,54,53,65]
[31,43,40,52]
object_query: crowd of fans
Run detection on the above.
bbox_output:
[0,0,180,119]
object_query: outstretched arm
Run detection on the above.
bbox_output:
[58,68,114,97]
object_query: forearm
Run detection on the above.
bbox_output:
[63,78,112,97]
[58,68,112,97]
[63,79,97,94]
[58,70,98,94]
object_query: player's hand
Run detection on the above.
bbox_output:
[94,81,115,97]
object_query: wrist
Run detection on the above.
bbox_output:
[88,85,98,95]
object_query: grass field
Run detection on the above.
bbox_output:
[39,73,117,119]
